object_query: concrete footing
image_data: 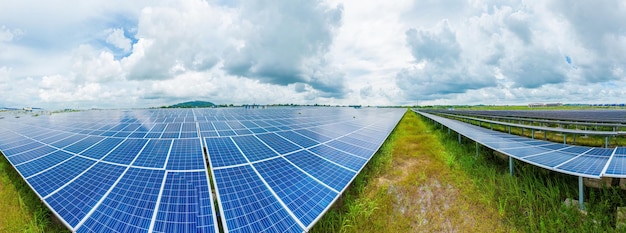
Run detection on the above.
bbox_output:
[583,177,614,189]
[564,198,587,214]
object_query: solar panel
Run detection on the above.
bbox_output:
[416,110,625,179]
[0,107,403,232]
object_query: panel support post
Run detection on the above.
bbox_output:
[475,141,479,158]
[458,133,461,144]
[509,156,514,176]
[579,176,585,210]
[606,137,609,148]
[448,127,450,135]
[573,134,576,145]
[532,129,535,139]
[563,134,567,144]
[508,126,511,134]
[544,131,547,140]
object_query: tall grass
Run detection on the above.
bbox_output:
[0,154,69,233]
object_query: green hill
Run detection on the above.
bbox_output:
[167,101,215,108]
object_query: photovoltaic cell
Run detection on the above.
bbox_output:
[206,137,247,168]
[0,107,403,233]
[256,133,301,155]
[254,158,336,227]
[285,150,355,191]
[166,139,205,170]
[27,156,95,197]
[232,135,278,162]
[276,131,317,148]
[81,138,124,160]
[64,136,105,154]
[16,150,72,177]
[78,168,165,233]
[46,162,126,227]
[103,139,147,165]
[132,139,172,168]
[213,165,303,233]
[7,145,57,164]
[308,145,365,171]
[153,171,216,233]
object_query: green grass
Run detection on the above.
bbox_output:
[0,154,69,233]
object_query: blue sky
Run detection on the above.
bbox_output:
[1,0,625,109]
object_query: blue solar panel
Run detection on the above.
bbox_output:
[213,165,303,233]
[254,157,337,227]
[205,137,247,168]
[276,131,318,148]
[78,168,164,232]
[232,135,278,162]
[256,133,301,154]
[285,150,355,191]
[605,149,626,176]
[501,146,550,158]
[132,139,172,168]
[103,139,147,165]
[166,139,205,170]
[27,156,96,197]
[524,151,578,167]
[82,138,124,160]
[326,140,374,159]
[64,136,105,154]
[294,129,331,143]
[0,108,403,232]
[338,136,379,151]
[2,141,45,155]
[50,134,86,148]
[557,155,609,176]
[308,145,366,171]
[7,145,57,164]
[153,171,217,233]
[46,162,126,227]
[16,150,72,177]
[417,110,623,179]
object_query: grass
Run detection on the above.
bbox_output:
[311,110,509,232]
[0,154,69,233]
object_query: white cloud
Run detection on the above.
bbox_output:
[0,25,23,42]
[105,28,132,52]
[0,0,625,109]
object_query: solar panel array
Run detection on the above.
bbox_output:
[416,110,626,179]
[0,107,404,232]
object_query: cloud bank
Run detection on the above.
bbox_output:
[0,0,625,109]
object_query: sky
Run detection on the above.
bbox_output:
[1,0,625,109]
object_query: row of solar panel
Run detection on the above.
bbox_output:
[5,118,379,139]
[0,108,405,233]
[0,129,217,232]
[208,110,404,232]
[417,111,626,178]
